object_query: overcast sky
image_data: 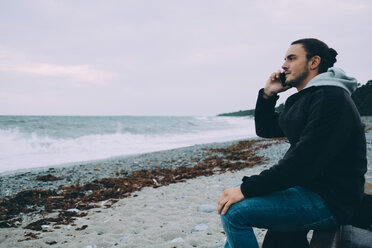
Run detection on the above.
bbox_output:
[1,0,371,116]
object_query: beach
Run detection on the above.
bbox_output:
[1,117,371,248]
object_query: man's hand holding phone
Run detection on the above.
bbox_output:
[263,71,291,99]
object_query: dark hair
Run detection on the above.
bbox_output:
[291,38,338,73]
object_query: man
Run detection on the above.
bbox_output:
[217,38,367,248]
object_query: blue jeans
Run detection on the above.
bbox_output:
[220,186,338,248]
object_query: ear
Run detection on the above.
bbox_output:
[309,56,321,71]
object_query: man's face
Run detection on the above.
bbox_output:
[281,44,310,88]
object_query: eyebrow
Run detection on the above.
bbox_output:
[285,54,296,60]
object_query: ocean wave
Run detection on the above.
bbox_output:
[0,117,256,173]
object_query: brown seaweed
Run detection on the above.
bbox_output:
[35,174,63,182]
[75,225,88,231]
[17,232,40,242]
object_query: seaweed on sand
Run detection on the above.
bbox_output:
[0,138,283,234]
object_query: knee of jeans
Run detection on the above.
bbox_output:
[220,202,249,228]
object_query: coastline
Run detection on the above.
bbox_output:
[0,139,247,198]
[0,118,371,247]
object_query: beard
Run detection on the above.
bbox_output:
[286,65,310,88]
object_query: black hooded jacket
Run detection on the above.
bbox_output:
[240,85,367,224]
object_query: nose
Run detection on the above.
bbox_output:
[281,61,288,71]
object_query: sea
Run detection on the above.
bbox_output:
[0,115,256,174]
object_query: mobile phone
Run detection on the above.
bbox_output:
[279,72,287,86]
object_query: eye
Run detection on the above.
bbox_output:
[285,56,294,61]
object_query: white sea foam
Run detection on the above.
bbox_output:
[0,116,256,173]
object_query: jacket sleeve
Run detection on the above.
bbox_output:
[241,88,356,198]
[254,89,285,138]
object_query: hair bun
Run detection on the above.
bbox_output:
[327,48,338,65]
[328,48,338,57]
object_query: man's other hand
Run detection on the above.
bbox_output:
[217,186,245,215]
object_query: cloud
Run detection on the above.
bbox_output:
[0,48,118,85]
[1,63,117,83]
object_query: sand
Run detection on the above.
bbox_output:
[1,138,289,248]
[1,163,270,248]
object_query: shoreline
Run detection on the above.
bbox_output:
[0,115,256,176]
[0,138,248,177]
[0,139,252,198]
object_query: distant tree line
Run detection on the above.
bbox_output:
[218,80,372,117]
[351,80,372,116]
[217,103,285,117]
[218,109,255,117]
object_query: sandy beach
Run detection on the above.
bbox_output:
[1,118,371,248]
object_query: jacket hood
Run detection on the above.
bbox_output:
[304,67,358,95]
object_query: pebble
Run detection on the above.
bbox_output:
[171,237,185,243]
[192,223,208,232]
[66,208,80,213]
[41,225,51,230]
[120,236,129,243]
[211,237,227,248]
[197,204,217,213]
